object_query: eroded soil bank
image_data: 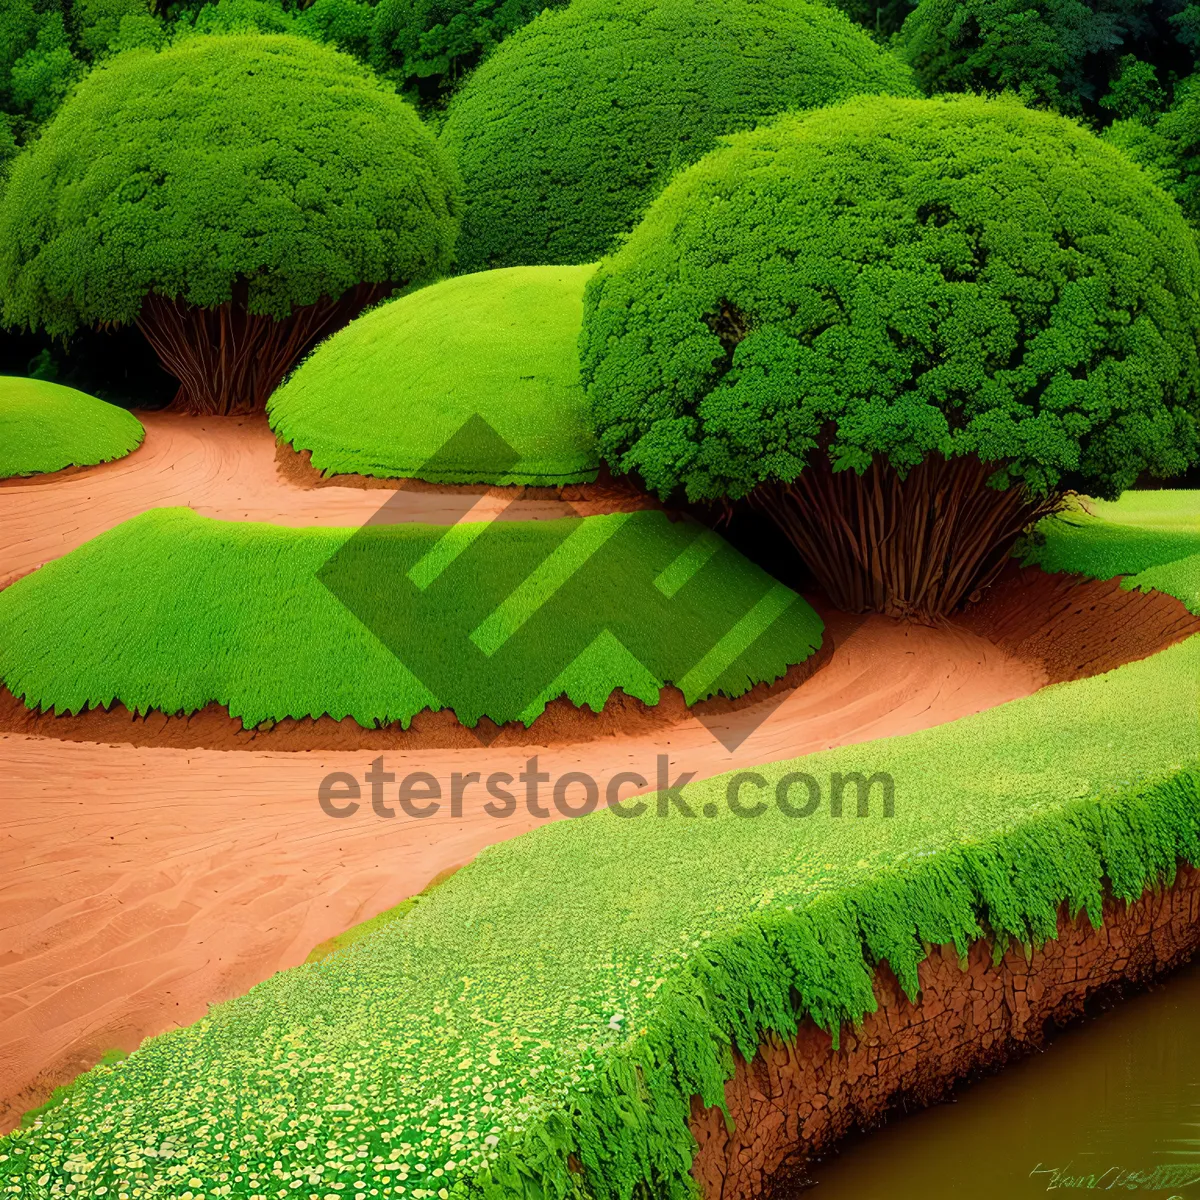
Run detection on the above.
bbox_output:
[689,864,1200,1199]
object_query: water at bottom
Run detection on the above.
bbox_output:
[801,958,1200,1200]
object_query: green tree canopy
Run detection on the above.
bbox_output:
[369,0,568,103]
[1108,70,1200,221]
[176,0,374,59]
[438,0,916,272]
[581,94,1200,505]
[0,33,458,336]
[898,0,1197,120]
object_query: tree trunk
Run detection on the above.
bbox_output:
[136,281,393,416]
[750,455,1065,623]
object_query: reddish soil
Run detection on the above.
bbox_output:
[0,411,632,590]
[0,460,123,489]
[959,561,1200,683]
[690,864,1200,1199]
[0,647,833,751]
[1,411,1196,1139]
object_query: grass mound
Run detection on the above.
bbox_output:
[269,265,599,485]
[3,613,1196,1197]
[1021,491,1200,612]
[0,506,822,729]
[0,375,144,479]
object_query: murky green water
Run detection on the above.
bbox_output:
[803,960,1200,1200]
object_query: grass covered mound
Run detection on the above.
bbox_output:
[439,0,915,270]
[269,265,599,485]
[0,506,822,728]
[0,375,144,478]
[1022,491,1200,613]
[2,624,1197,1197]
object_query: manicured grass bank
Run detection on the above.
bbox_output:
[2,542,1198,1197]
[0,375,144,478]
[1022,491,1200,612]
[269,265,599,485]
[0,506,822,728]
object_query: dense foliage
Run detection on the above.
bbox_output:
[897,0,1200,120]
[0,0,170,174]
[369,0,569,103]
[834,0,917,36]
[581,94,1200,507]
[0,374,143,477]
[270,264,599,485]
[2,549,1196,1196]
[1107,72,1200,221]
[0,507,822,728]
[0,34,457,334]
[0,0,389,173]
[439,0,915,270]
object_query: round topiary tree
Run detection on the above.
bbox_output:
[581,94,1200,622]
[0,33,459,415]
[438,0,916,272]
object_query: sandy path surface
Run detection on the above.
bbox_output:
[0,412,1049,1129]
[0,620,1042,1129]
[0,411,583,587]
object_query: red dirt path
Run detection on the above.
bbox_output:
[0,413,1194,1131]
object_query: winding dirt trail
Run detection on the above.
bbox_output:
[0,412,591,589]
[0,413,1174,1131]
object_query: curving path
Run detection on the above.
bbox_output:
[0,414,1051,1129]
[0,412,589,588]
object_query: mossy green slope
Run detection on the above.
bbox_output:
[0,506,822,728]
[1021,491,1200,612]
[269,265,598,485]
[0,375,144,478]
[2,626,1196,1198]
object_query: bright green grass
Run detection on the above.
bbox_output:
[3,626,1196,1198]
[268,265,600,485]
[1021,490,1200,613]
[0,506,823,728]
[1020,491,1200,579]
[0,375,143,478]
[305,868,461,964]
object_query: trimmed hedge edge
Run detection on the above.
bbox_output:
[476,764,1200,1200]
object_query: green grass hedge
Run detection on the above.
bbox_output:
[0,506,822,728]
[269,265,599,485]
[2,498,1197,1200]
[2,618,1196,1198]
[0,375,144,478]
